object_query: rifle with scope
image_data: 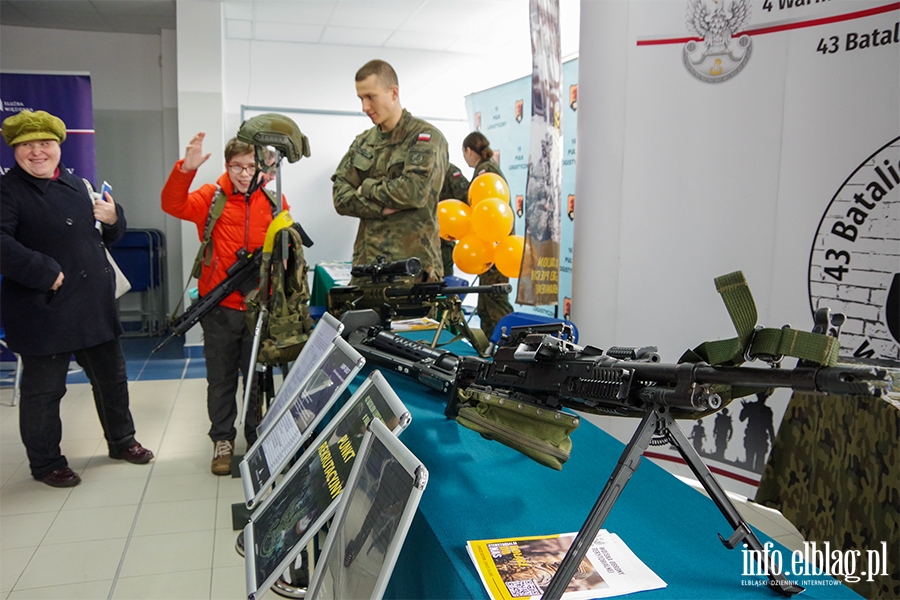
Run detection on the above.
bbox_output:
[328,256,512,356]
[152,248,261,354]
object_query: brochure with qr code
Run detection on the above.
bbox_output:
[467,529,666,600]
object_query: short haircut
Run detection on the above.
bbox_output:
[224,137,254,162]
[355,60,399,89]
[463,131,493,162]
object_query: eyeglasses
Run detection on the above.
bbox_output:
[227,164,255,175]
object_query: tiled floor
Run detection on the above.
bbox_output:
[0,336,806,599]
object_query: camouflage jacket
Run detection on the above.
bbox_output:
[441,162,470,201]
[332,109,448,281]
[473,158,505,181]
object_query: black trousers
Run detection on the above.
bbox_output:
[19,338,136,479]
[200,305,261,445]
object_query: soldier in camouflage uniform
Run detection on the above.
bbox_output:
[332,60,448,285]
[462,131,514,338]
[439,163,470,275]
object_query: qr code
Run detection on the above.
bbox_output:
[505,579,542,597]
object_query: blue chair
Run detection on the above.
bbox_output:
[109,229,166,336]
[442,275,469,300]
[490,311,579,345]
[0,275,22,406]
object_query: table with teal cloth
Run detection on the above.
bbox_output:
[338,334,860,599]
[310,261,351,308]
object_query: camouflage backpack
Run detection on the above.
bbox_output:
[245,224,314,365]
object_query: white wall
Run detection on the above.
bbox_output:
[0,24,183,312]
[573,0,899,496]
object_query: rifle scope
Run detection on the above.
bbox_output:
[351,256,422,280]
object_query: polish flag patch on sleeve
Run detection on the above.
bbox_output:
[417,132,431,142]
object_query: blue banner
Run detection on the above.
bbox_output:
[0,72,95,181]
[464,58,577,319]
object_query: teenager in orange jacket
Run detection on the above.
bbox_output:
[162,133,289,475]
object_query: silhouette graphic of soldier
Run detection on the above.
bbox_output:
[688,420,707,454]
[740,391,776,473]
[713,407,733,460]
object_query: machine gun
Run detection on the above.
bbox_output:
[339,309,460,394]
[328,256,513,357]
[449,320,890,598]
[152,248,261,353]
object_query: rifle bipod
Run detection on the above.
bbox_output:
[541,406,804,599]
[427,296,492,358]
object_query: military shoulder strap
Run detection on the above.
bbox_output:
[190,186,280,280]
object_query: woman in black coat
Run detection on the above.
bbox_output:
[0,110,153,487]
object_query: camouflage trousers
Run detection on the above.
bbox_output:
[477,266,513,339]
[440,239,455,277]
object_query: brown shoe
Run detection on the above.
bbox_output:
[211,440,234,476]
[37,467,81,488]
[109,442,154,464]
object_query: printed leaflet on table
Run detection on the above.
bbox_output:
[467,529,666,600]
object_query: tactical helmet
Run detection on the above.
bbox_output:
[237,113,310,163]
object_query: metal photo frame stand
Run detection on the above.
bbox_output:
[239,335,365,509]
[244,371,411,600]
[306,417,428,600]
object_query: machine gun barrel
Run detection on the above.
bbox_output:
[340,310,460,393]
[152,248,261,353]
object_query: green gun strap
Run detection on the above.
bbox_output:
[682,270,840,368]
[684,271,757,366]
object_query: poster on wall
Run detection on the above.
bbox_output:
[620,0,899,494]
[0,72,95,181]
[518,0,563,307]
[809,136,899,365]
[464,61,577,320]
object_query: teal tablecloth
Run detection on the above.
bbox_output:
[310,261,351,308]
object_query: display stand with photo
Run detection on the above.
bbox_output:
[306,417,428,600]
[255,312,344,435]
[240,336,365,508]
[244,370,411,600]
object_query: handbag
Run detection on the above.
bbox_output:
[107,249,131,299]
[81,179,131,299]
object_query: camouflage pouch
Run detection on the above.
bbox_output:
[456,387,580,470]
[245,225,314,365]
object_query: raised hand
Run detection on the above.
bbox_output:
[182,132,212,172]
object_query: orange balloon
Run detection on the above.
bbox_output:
[471,197,514,243]
[494,235,524,278]
[453,234,494,275]
[437,199,472,241]
[468,172,510,207]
